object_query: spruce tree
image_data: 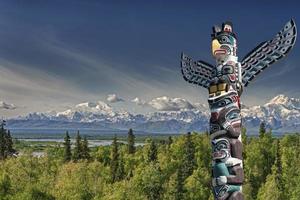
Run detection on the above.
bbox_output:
[73,131,82,161]
[274,139,283,192]
[110,135,119,183]
[0,121,6,160]
[5,130,14,156]
[167,136,173,147]
[241,126,248,159]
[81,136,90,160]
[127,128,135,154]
[259,121,266,138]
[116,155,125,181]
[147,139,157,163]
[182,132,196,179]
[175,165,185,200]
[63,131,72,162]
[0,121,15,159]
[257,145,284,200]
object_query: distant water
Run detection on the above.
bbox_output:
[9,128,180,139]
[19,138,144,147]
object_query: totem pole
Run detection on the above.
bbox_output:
[181,20,297,199]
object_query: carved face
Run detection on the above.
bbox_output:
[209,106,241,138]
[212,33,237,59]
[208,91,240,112]
[211,22,237,60]
[212,138,231,162]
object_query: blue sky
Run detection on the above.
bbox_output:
[0,0,299,117]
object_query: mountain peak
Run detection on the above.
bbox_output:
[265,94,300,111]
[76,102,97,108]
[75,101,111,110]
[7,94,300,133]
[269,94,290,105]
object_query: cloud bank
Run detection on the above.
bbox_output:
[131,97,147,106]
[106,94,124,103]
[148,96,195,111]
[0,101,16,110]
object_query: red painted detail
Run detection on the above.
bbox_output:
[229,74,236,81]
[214,49,227,55]
[237,96,241,108]
[231,95,239,103]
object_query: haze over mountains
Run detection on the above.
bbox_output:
[6,95,300,134]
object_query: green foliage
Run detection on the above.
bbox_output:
[110,135,119,183]
[182,132,196,179]
[73,131,82,161]
[185,167,212,200]
[135,162,164,200]
[72,131,91,162]
[95,146,111,165]
[259,121,266,138]
[127,128,135,154]
[63,131,72,162]
[167,136,173,147]
[257,165,283,200]
[163,165,186,200]
[0,126,300,199]
[0,173,11,200]
[110,135,125,183]
[0,122,15,160]
[81,136,91,160]
[147,139,157,163]
[29,187,55,200]
[244,129,276,198]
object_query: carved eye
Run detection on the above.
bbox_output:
[217,142,228,150]
[220,36,228,43]
[222,65,234,74]
[218,101,226,107]
[224,98,232,105]
[227,112,239,120]
[220,35,233,44]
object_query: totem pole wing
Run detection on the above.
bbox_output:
[181,52,214,89]
[241,19,297,87]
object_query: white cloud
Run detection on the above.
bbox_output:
[0,101,16,110]
[106,94,124,103]
[148,96,195,111]
[131,97,147,106]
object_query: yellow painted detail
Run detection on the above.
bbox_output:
[212,39,221,55]
[209,85,218,94]
[218,83,227,91]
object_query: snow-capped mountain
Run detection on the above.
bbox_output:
[242,95,300,132]
[6,95,300,134]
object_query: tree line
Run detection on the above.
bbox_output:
[63,131,90,162]
[0,120,15,160]
[0,123,299,199]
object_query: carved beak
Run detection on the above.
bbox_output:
[212,39,225,56]
[212,39,220,55]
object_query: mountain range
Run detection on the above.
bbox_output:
[6,95,300,135]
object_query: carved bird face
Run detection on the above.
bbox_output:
[211,22,237,61]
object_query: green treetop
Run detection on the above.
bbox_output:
[127,128,135,154]
[73,131,82,161]
[63,131,72,162]
[182,132,196,179]
[147,139,158,163]
[81,136,90,160]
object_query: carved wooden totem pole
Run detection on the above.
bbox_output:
[181,20,297,199]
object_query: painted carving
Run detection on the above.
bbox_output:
[181,20,297,199]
